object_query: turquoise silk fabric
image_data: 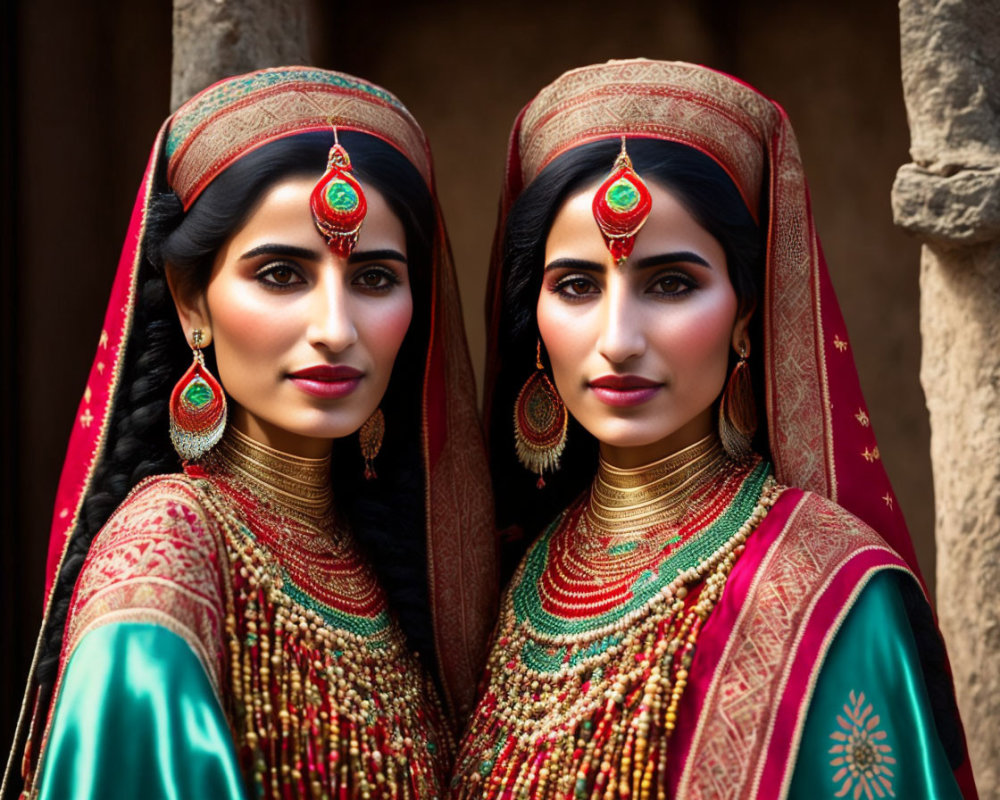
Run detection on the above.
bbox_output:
[788,572,961,798]
[37,622,247,800]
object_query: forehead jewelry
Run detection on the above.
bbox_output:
[592,136,652,264]
[310,125,368,258]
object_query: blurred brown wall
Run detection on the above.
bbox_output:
[2,0,930,754]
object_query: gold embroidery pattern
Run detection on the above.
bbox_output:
[520,60,777,209]
[170,86,430,207]
[425,244,499,717]
[829,690,896,799]
[65,475,227,689]
[767,123,829,497]
[678,494,891,799]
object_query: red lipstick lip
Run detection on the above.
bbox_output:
[589,375,662,390]
[288,365,364,381]
[287,365,364,399]
[588,374,663,407]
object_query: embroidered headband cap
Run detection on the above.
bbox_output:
[165,66,433,210]
[516,59,778,221]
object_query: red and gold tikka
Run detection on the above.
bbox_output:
[310,129,368,258]
[592,137,652,265]
[192,428,451,799]
[451,439,780,800]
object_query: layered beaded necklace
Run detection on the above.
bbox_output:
[452,435,779,800]
[189,428,451,799]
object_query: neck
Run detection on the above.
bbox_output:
[586,433,733,536]
[208,426,334,524]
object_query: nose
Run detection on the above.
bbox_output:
[307,270,358,353]
[596,276,645,365]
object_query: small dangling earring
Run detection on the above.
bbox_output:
[359,407,385,480]
[718,340,757,461]
[170,329,227,461]
[514,340,568,488]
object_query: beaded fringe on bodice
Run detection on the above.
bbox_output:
[452,438,779,799]
[194,428,452,798]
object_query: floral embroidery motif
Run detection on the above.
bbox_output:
[829,690,896,798]
[854,409,870,427]
[834,334,849,352]
[882,493,894,510]
[861,446,880,463]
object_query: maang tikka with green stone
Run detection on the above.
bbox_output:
[592,136,653,264]
[310,126,368,258]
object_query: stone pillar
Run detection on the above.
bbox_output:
[171,0,313,110]
[892,1,1000,794]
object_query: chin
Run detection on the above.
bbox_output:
[253,408,373,442]
[580,419,679,450]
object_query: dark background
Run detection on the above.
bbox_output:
[1,0,928,758]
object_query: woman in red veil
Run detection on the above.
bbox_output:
[453,59,976,798]
[4,67,496,799]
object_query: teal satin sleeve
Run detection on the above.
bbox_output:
[787,571,962,799]
[37,622,247,800]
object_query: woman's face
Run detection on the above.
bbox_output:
[537,177,748,468]
[171,175,412,458]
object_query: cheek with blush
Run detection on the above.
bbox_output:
[356,292,414,393]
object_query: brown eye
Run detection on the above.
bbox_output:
[649,272,695,297]
[555,275,598,298]
[257,263,304,288]
[352,267,399,292]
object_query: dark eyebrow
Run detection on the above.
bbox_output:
[240,243,322,261]
[349,248,408,265]
[634,251,712,270]
[543,258,604,273]
[544,252,712,273]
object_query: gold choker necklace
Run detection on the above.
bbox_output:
[585,434,729,537]
[209,427,334,524]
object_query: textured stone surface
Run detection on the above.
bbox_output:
[898,0,1000,173]
[894,0,1000,793]
[171,0,311,110]
[893,164,1000,244]
[921,244,1000,795]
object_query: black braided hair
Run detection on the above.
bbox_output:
[491,138,766,573]
[37,131,439,692]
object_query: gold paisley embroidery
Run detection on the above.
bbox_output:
[829,690,896,799]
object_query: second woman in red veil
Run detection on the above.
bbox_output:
[452,60,976,799]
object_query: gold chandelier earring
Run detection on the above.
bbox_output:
[359,407,385,480]
[718,340,757,461]
[169,328,228,461]
[514,340,568,488]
